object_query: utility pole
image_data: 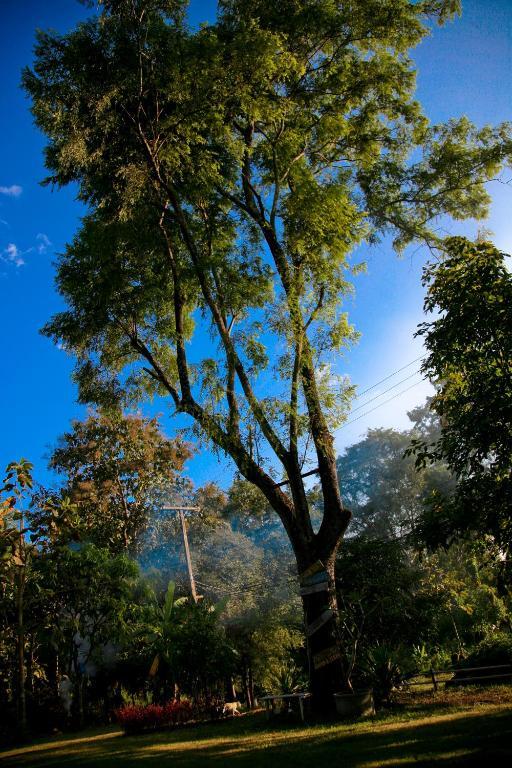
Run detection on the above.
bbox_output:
[162,505,200,603]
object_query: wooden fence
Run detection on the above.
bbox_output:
[402,663,512,692]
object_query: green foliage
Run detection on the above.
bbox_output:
[164,599,235,698]
[0,458,34,568]
[336,537,448,688]
[266,660,307,696]
[462,633,512,668]
[21,1,512,558]
[37,543,140,661]
[409,238,512,569]
[423,541,511,649]
[46,411,191,554]
[361,644,405,706]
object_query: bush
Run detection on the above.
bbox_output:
[463,633,512,668]
[115,700,193,735]
[361,645,404,706]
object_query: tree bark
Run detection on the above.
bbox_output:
[295,547,346,714]
[248,664,255,709]
[16,570,27,738]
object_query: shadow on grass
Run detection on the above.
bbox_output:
[1,706,512,768]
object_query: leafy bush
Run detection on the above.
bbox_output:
[462,633,512,668]
[362,645,404,706]
[410,643,453,673]
[115,700,193,735]
[267,661,307,695]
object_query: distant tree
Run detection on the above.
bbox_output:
[48,412,191,554]
[24,0,512,705]
[337,406,454,539]
[410,238,512,584]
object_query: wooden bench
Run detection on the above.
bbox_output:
[259,692,312,723]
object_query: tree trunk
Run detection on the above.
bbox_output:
[77,675,85,728]
[227,676,237,702]
[16,571,27,738]
[297,552,345,714]
[241,662,250,708]
[248,664,255,708]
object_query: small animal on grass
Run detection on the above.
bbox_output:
[222,701,242,716]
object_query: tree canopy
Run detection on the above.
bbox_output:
[410,237,512,578]
[43,412,191,554]
[24,0,511,538]
[337,402,454,540]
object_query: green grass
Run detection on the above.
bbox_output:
[2,689,512,767]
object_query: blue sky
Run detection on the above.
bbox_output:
[1,0,511,490]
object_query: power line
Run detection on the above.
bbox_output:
[194,578,282,597]
[354,355,424,399]
[196,355,427,490]
[337,378,426,431]
[347,369,421,417]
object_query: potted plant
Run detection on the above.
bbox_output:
[332,590,375,718]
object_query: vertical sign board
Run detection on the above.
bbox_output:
[299,560,329,596]
[303,570,331,586]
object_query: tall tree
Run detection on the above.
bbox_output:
[46,412,191,554]
[0,460,34,737]
[410,237,512,584]
[24,0,512,705]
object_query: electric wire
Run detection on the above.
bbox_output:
[336,378,426,431]
[345,369,421,417]
[354,355,424,399]
[194,355,427,489]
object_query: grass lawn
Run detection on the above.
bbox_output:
[1,688,512,767]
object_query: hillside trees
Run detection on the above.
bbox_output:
[337,404,454,539]
[24,0,512,705]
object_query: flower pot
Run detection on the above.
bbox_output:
[333,689,375,718]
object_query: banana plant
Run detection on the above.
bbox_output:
[149,581,187,678]
[148,582,228,678]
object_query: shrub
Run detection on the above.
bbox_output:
[361,644,404,706]
[115,700,193,735]
[463,633,512,668]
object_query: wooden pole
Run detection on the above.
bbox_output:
[178,509,198,604]
[162,505,200,603]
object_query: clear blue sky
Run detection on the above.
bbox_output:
[1,0,511,490]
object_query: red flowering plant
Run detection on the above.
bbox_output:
[115,700,194,735]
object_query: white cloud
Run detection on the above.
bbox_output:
[2,243,24,267]
[0,185,22,198]
[37,233,52,253]
[1,233,52,269]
